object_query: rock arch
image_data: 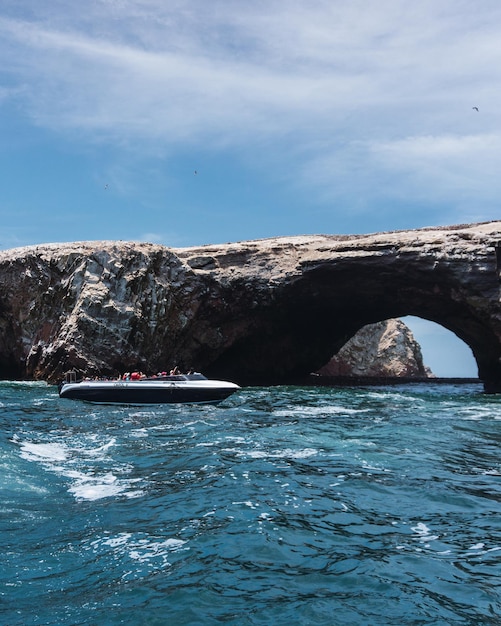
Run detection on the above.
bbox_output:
[0,222,500,391]
[177,222,501,391]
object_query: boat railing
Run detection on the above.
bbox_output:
[62,371,209,384]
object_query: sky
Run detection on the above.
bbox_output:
[1,0,497,377]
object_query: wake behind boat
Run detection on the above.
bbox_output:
[58,372,240,404]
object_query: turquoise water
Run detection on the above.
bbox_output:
[1,381,500,625]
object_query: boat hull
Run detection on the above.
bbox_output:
[58,378,240,404]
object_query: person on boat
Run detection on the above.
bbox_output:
[170,366,181,375]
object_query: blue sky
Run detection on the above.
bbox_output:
[1,0,497,376]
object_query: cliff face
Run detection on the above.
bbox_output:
[0,221,499,390]
[317,319,433,378]
[0,242,209,381]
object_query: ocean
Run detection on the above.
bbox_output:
[1,381,500,625]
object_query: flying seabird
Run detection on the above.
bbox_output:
[472,106,479,111]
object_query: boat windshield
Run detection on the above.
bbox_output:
[145,373,208,381]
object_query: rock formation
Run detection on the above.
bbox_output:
[0,221,500,391]
[317,319,433,378]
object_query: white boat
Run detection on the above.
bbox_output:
[58,372,240,404]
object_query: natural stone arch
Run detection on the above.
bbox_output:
[0,222,500,392]
[200,257,489,385]
[177,223,501,391]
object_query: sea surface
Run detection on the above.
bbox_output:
[1,381,500,625]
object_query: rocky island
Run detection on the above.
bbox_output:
[317,318,433,379]
[0,221,500,391]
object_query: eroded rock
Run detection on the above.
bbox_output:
[317,319,434,378]
[0,221,499,390]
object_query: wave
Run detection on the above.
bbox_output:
[13,434,145,502]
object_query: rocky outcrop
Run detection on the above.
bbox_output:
[0,221,500,390]
[317,319,433,378]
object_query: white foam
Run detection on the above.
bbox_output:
[83,438,116,455]
[366,391,417,402]
[344,439,376,448]
[232,500,257,509]
[67,471,144,501]
[15,436,145,501]
[467,543,501,555]
[101,533,132,548]
[273,405,369,417]
[19,441,68,462]
[411,522,439,543]
[70,480,125,501]
[89,532,187,572]
[130,428,149,438]
[244,447,318,460]
[0,380,48,388]
[459,407,496,421]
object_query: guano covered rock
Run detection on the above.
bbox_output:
[0,221,500,391]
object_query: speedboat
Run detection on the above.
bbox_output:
[58,372,240,404]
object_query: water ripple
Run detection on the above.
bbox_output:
[1,382,500,625]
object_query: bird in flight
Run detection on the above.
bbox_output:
[472,106,479,111]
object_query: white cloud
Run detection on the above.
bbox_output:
[2,0,501,225]
[2,1,501,146]
[373,133,501,162]
[369,133,501,209]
